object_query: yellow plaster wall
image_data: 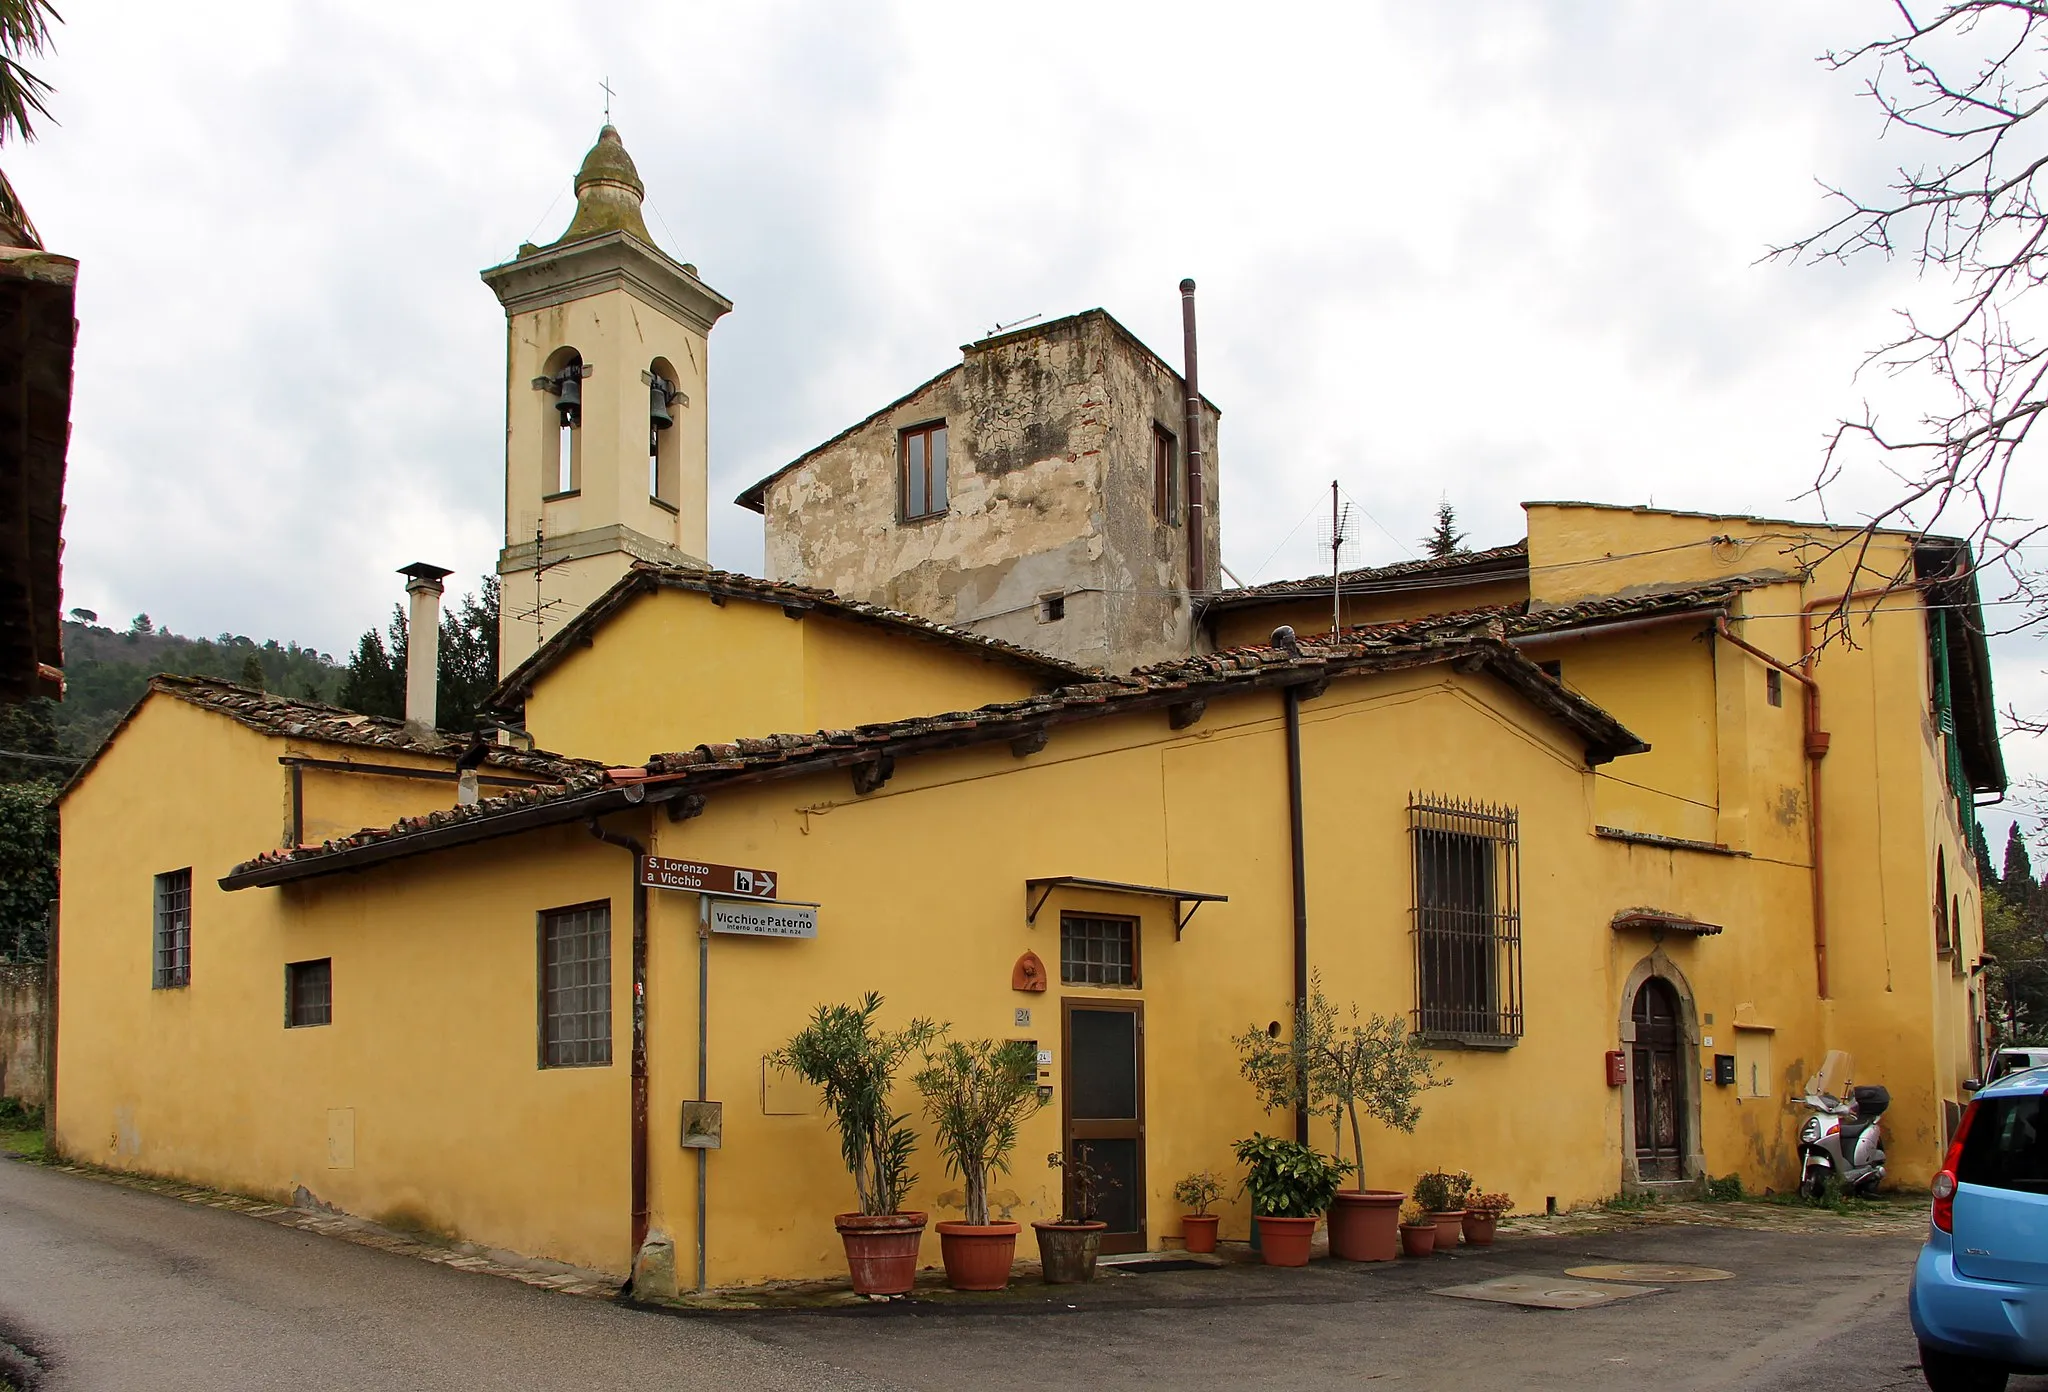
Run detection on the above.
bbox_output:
[1208,577,1530,651]
[518,586,1045,765]
[55,697,633,1273]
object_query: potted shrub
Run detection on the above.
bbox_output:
[1463,1191,1513,1246]
[774,993,942,1296]
[1414,1171,1465,1253]
[1233,1132,1349,1267]
[914,1037,1048,1291]
[1174,1172,1225,1254]
[1234,972,1448,1263]
[1035,1146,1116,1283]
[1399,1202,1437,1257]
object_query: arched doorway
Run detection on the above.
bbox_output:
[1631,978,1685,1181]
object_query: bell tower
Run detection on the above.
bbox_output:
[482,125,732,676]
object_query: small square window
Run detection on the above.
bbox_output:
[286,958,332,1028]
[1039,593,1066,623]
[1060,913,1137,987]
[153,868,191,989]
[1766,669,1784,707]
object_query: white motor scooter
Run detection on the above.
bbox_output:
[1797,1050,1889,1199]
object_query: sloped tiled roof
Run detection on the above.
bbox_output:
[488,562,1091,708]
[1209,544,1530,609]
[59,674,597,803]
[224,625,1647,890]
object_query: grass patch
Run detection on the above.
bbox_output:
[0,1099,44,1161]
[1603,1190,1663,1212]
[1701,1173,1745,1203]
[1763,1177,1883,1215]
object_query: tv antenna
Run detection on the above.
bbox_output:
[986,312,1042,338]
[1321,481,1353,634]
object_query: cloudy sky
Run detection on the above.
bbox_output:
[13,0,2047,835]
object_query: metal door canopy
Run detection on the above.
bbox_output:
[1433,1276,1662,1309]
[1566,1263,1732,1283]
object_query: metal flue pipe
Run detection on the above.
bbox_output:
[1180,279,1206,596]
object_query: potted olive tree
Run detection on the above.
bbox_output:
[1173,1172,1225,1254]
[1235,973,1448,1263]
[1035,1146,1115,1283]
[1233,1133,1348,1266]
[774,993,942,1296]
[914,1038,1048,1291]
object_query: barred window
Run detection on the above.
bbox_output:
[540,903,612,1068]
[1061,913,1137,988]
[153,868,191,989]
[286,958,332,1028]
[1409,796,1522,1044]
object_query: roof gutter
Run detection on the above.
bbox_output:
[586,820,651,1268]
[1511,607,1723,650]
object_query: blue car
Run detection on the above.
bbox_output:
[1911,1066,2048,1390]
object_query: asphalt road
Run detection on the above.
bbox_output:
[4,1156,2046,1391]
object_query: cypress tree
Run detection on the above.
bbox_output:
[2005,823,2034,900]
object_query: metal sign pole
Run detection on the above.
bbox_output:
[696,894,710,1292]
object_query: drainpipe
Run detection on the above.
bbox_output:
[398,563,453,740]
[586,820,650,1261]
[1283,684,1309,1146]
[1179,279,1207,598]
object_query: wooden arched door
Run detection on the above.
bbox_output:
[1631,978,1684,1181]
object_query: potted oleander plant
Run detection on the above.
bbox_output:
[1174,1171,1225,1254]
[915,1038,1048,1291]
[1035,1146,1116,1283]
[1413,1170,1465,1253]
[1400,1201,1437,1257]
[774,993,943,1296]
[1463,1190,1513,1247]
[1233,1133,1349,1267]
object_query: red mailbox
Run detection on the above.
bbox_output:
[1605,1049,1627,1086]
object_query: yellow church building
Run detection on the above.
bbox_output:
[49,127,2003,1288]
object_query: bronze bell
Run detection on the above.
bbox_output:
[553,364,582,426]
[649,374,675,430]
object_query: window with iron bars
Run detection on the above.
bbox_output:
[539,902,612,1068]
[1408,795,1522,1045]
[153,868,191,989]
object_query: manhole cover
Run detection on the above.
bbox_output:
[1566,1263,1733,1283]
[1434,1276,1662,1309]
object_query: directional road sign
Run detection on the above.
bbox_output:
[641,856,778,899]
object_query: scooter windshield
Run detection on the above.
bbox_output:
[1804,1050,1854,1107]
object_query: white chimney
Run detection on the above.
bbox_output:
[399,562,453,739]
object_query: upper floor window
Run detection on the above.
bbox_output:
[154,868,191,989]
[900,422,948,520]
[1408,795,1523,1045]
[1935,854,1952,957]
[1153,425,1180,524]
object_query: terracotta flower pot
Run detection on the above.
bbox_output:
[1400,1221,1436,1257]
[1326,1190,1403,1262]
[835,1211,928,1296]
[1461,1210,1500,1246]
[1430,1209,1465,1252]
[1254,1215,1319,1267]
[1180,1214,1220,1254]
[1032,1220,1107,1284]
[935,1221,1020,1291]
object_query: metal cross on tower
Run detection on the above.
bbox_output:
[601,76,615,123]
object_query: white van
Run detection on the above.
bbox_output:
[1985,1046,2048,1083]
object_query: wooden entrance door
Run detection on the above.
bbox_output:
[1063,1000,1146,1254]
[1631,978,1685,1181]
